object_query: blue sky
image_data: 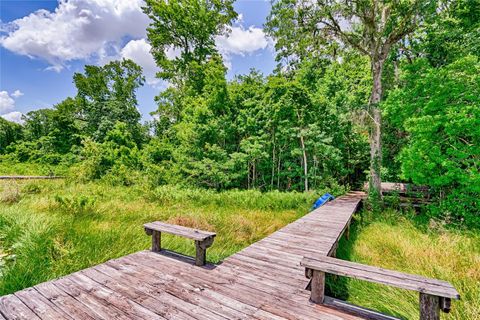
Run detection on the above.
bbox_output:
[0,0,276,123]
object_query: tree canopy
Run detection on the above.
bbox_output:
[2,0,479,226]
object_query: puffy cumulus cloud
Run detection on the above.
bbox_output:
[11,90,24,98]
[216,25,272,57]
[0,91,15,113]
[120,38,180,87]
[120,39,159,85]
[0,0,149,71]
[1,90,25,122]
[1,111,24,124]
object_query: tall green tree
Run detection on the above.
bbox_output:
[384,56,480,224]
[267,0,438,198]
[413,0,480,67]
[0,118,23,153]
[74,59,145,143]
[9,98,80,162]
[143,0,237,91]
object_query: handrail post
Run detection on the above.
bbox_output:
[419,293,440,320]
[152,230,161,252]
[310,269,325,304]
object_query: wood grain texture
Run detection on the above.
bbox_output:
[144,221,216,241]
[420,293,440,320]
[1,192,367,320]
[301,256,460,299]
[0,295,41,320]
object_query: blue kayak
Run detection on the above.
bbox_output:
[311,193,335,210]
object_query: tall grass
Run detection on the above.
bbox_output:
[0,160,68,176]
[335,210,480,320]
[0,180,323,295]
[0,179,478,319]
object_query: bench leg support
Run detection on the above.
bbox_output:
[310,270,325,304]
[195,241,206,266]
[420,293,440,320]
[152,231,161,252]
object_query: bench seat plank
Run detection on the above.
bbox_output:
[144,221,216,241]
[301,256,459,299]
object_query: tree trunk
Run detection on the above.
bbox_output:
[299,134,308,192]
[271,141,276,190]
[368,57,384,198]
[252,160,256,189]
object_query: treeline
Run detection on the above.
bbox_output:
[1,0,479,224]
[0,56,370,191]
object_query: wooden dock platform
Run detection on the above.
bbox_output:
[0,192,369,319]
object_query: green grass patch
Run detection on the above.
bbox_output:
[334,210,480,320]
[0,180,478,320]
[0,179,322,295]
[0,160,68,176]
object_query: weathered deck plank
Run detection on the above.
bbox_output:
[0,295,41,320]
[1,192,365,319]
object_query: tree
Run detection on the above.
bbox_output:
[143,0,237,90]
[413,0,480,67]
[0,118,23,153]
[267,0,437,198]
[74,59,145,143]
[12,98,80,162]
[384,56,480,225]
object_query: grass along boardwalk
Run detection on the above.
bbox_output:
[0,192,459,319]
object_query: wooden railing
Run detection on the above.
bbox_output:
[301,256,460,320]
[0,176,64,180]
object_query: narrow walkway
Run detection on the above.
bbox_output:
[0,192,365,319]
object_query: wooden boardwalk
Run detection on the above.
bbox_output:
[0,192,365,320]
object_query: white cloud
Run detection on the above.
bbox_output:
[215,25,273,69]
[0,90,25,122]
[0,91,15,113]
[216,25,272,57]
[1,111,24,124]
[1,0,272,83]
[120,38,179,88]
[0,0,149,71]
[120,39,159,85]
[11,90,24,98]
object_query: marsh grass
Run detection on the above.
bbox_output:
[334,210,480,320]
[0,180,319,295]
[0,180,478,320]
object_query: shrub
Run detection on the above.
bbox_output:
[384,56,480,225]
[0,188,21,205]
[21,183,41,194]
[53,194,97,217]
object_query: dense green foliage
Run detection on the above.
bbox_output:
[1,2,479,317]
[1,0,479,225]
[384,56,480,226]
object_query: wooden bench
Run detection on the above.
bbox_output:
[144,221,216,266]
[301,256,460,320]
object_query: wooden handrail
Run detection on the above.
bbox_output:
[0,176,64,180]
[301,256,460,320]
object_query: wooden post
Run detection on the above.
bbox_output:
[152,231,161,252]
[420,293,440,320]
[346,222,350,240]
[440,297,451,313]
[310,270,325,304]
[195,240,206,266]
